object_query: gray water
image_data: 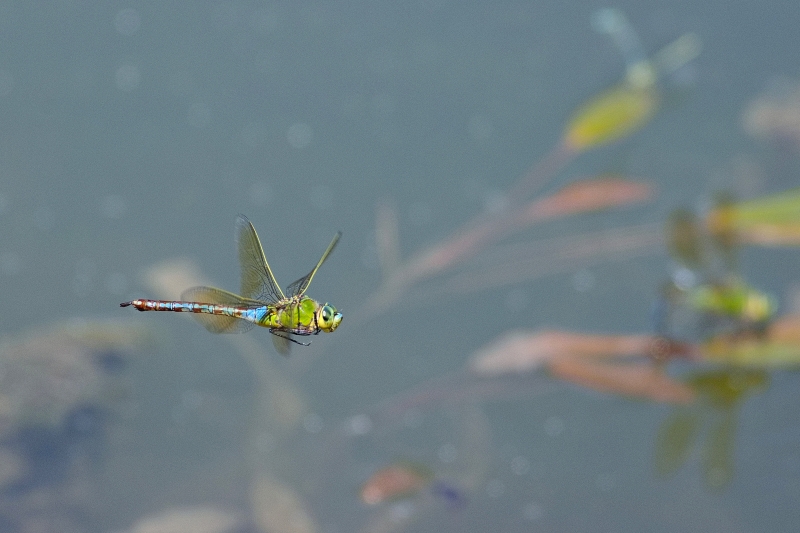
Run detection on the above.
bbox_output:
[1,1,799,532]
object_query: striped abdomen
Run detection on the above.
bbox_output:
[120,299,264,323]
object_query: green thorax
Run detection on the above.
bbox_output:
[688,281,775,323]
[260,296,320,332]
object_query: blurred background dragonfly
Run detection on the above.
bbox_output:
[466,185,800,492]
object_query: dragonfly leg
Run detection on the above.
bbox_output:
[270,330,311,347]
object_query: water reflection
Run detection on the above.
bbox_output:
[656,368,769,491]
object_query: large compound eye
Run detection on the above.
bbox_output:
[319,305,334,328]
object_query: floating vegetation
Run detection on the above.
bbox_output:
[360,461,464,508]
[360,462,436,505]
[356,18,700,323]
[469,329,695,404]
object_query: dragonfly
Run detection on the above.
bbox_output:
[654,208,774,344]
[121,214,342,355]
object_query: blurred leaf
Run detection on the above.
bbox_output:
[547,358,694,404]
[515,176,653,226]
[707,187,800,246]
[564,83,659,152]
[469,330,655,376]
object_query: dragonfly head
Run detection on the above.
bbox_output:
[317,304,343,332]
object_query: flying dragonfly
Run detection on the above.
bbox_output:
[121,215,342,355]
[654,208,774,344]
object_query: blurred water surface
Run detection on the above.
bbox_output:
[1,1,799,532]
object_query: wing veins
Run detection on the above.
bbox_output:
[236,215,285,303]
[287,231,342,297]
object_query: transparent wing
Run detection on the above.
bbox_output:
[271,333,292,356]
[666,209,704,270]
[181,286,259,333]
[236,215,285,303]
[702,410,736,490]
[654,408,698,477]
[287,231,342,297]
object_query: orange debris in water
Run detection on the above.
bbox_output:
[359,463,433,505]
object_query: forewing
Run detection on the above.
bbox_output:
[287,231,341,297]
[181,286,258,334]
[236,215,285,303]
[271,333,292,356]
